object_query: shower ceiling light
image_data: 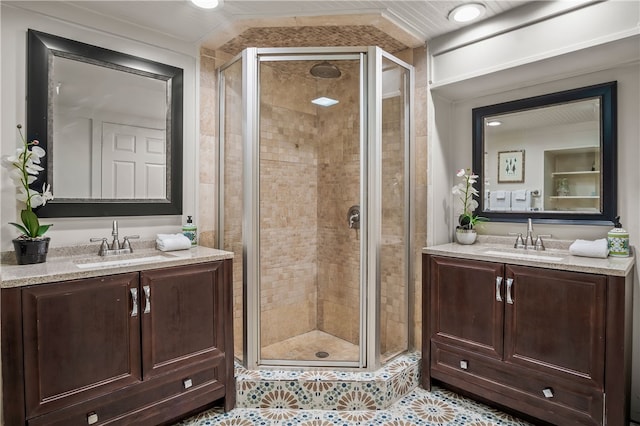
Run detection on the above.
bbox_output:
[312,97,339,107]
[190,0,222,9]
[448,3,486,23]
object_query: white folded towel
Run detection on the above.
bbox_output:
[156,233,192,251]
[569,238,609,258]
[513,189,527,201]
[489,191,511,211]
[510,190,531,211]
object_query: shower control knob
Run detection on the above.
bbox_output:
[347,205,360,230]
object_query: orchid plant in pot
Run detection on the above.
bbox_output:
[451,168,486,244]
[2,124,54,264]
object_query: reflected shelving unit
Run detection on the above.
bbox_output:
[544,146,601,212]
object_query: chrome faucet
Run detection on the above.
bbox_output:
[512,218,550,251]
[91,220,140,256]
[524,218,535,249]
[110,220,120,250]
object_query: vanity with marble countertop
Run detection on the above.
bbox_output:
[1,241,236,425]
[422,235,634,426]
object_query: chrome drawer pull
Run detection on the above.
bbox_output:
[460,360,469,370]
[130,288,138,317]
[87,412,99,425]
[143,285,151,314]
[542,387,554,398]
[506,278,514,304]
[495,277,503,302]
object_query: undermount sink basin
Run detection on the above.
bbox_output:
[75,254,175,269]
[483,249,565,262]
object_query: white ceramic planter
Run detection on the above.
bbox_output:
[455,229,477,245]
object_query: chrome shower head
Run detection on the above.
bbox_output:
[310,61,341,79]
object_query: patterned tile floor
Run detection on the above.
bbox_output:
[174,385,533,425]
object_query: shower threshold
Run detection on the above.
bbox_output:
[235,351,421,410]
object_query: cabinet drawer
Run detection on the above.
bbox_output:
[27,365,224,426]
[431,342,603,426]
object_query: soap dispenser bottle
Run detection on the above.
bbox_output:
[607,216,629,257]
[182,216,197,246]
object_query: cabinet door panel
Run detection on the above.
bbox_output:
[22,273,141,418]
[430,256,504,359]
[141,262,224,379]
[504,265,606,387]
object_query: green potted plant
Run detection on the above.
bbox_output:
[2,124,54,264]
[451,168,486,244]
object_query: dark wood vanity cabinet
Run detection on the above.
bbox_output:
[422,254,633,426]
[2,260,235,426]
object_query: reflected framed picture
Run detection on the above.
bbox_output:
[497,150,525,183]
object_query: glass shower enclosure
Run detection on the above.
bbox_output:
[218,47,413,370]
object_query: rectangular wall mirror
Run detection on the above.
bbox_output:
[27,29,183,217]
[472,81,617,225]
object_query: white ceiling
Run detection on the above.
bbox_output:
[49,1,530,47]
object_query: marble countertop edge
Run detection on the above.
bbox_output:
[1,244,234,289]
[423,236,634,277]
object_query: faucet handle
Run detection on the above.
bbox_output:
[510,233,525,249]
[90,238,109,256]
[534,234,552,251]
[122,235,140,251]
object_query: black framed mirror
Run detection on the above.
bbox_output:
[27,29,183,217]
[472,81,617,225]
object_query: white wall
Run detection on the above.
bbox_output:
[427,1,640,420]
[0,3,199,251]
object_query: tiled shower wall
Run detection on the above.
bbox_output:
[199,42,428,362]
[316,61,361,346]
[258,63,320,347]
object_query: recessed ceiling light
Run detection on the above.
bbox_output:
[486,120,502,127]
[312,97,339,107]
[190,0,221,9]
[448,3,486,23]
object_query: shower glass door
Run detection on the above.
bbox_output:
[219,47,413,370]
[378,52,412,364]
[257,52,364,367]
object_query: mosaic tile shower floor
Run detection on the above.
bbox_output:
[174,386,533,425]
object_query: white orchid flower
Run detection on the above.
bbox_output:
[2,124,53,238]
[31,145,45,158]
[30,184,54,208]
[25,162,44,175]
[42,183,54,203]
[452,167,487,230]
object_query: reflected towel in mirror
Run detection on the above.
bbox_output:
[489,191,511,211]
[511,189,531,211]
[513,189,527,201]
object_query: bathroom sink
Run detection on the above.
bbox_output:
[483,249,565,262]
[75,254,175,269]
